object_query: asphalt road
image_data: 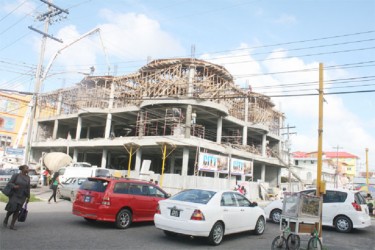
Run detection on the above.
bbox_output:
[0,186,374,250]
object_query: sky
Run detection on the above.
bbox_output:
[0,0,374,171]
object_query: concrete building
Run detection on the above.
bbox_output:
[29,58,287,195]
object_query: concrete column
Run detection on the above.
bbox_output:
[104,113,112,138]
[261,163,266,182]
[76,116,82,140]
[243,97,248,145]
[135,148,142,172]
[73,149,78,162]
[57,93,63,115]
[107,151,111,169]
[182,147,189,176]
[86,127,90,139]
[52,120,58,139]
[138,112,144,137]
[216,116,222,143]
[170,154,176,173]
[185,105,192,138]
[101,149,107,168]
[262,134,267,157]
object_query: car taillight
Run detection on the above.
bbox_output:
[190,209,205,221]
[352,202,362,211]
[156,204,161,214]
[102,196,110,206]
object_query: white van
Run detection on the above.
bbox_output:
[57,167,110,183]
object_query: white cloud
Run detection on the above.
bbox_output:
[200,45,375,169]
[274,14,297,25]
[32,10,186,90]
[2,0,36,16]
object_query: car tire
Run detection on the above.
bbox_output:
[163,230,177,237]
[334,215,352,233]
[253,216,266,235]
[116,209,132,229]
[270,209,282,223]
[207,221,224,246]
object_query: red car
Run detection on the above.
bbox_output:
[72,177,169,229]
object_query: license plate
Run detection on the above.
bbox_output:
[170,209,180,217]
[84,196,91,203]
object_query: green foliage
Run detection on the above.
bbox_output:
[0,193,42,203]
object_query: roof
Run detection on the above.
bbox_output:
[292,151,358,159]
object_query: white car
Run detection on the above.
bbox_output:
[58,177,87,202]
[154,188,266,246]
[263,188,372,233]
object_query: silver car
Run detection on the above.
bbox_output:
[58,177,87,202]
[28,169,40,188]
[0,168,19,190]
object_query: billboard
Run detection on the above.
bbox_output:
[230,158,253,176]
[198,152,228,172]
[198,153,252,176]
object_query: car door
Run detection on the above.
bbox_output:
[220,192,242,233]
[322,190,344,225]
[232,192,255,230]
[129,183,156,220]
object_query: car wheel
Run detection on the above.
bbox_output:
[163,230,177,237]
[208,222,224,246]
[116,209,132,229]
[70,191,76,202]
[270,209,282,223]
[334,215,352,233]
[253,216,266,235]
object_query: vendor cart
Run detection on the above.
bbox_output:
[271,192,323,250]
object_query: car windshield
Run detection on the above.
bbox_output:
[0,169,7,175]
[80,179,109,192]
[170,189,215,204]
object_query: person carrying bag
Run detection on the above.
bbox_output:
[18,203,28,222]
[3,165,31,230]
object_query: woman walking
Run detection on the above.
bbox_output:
[3,165,30,230]
[48,172,61,203]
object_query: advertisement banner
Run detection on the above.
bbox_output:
[198,153,228,172]
[230,158,253,176]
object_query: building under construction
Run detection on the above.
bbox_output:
[31,58,286,193]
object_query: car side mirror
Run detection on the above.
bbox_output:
[250,202,258,207]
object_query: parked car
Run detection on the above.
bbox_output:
[28,169,40,188]
[154,189,266,246]
[72,177,169,229]
[58,177,87,202]
[263,188,372,233]
[0,168,19,190]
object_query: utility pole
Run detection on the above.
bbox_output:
[24,0,68,165]
[333,145,343,188]
[281,124,296,191]
[366,148,369,192]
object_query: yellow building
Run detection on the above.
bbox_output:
[0,92,32,149]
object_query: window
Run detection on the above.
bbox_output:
[171,189,215,204]
[80,179,108,192]
[233,193,251,207]
[149,186,167,198]
[221,192,237,206]
[114,182,130,194]
[323,191,347,203]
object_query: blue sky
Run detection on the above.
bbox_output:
[1,0,374,170]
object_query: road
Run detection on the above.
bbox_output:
[0,187,374,250]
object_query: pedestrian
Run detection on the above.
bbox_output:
[155,180,159,186]
[3,164,30,230]
[48,172,61,204]
[42,168,49,186]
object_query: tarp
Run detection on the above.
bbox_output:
[43,152,72,172]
